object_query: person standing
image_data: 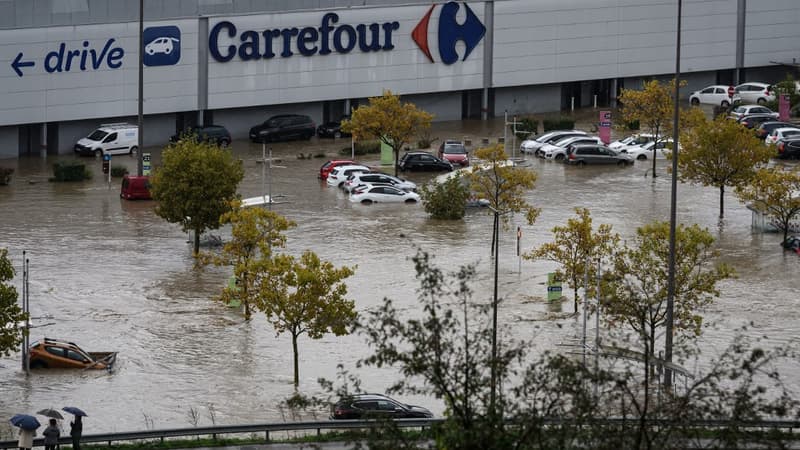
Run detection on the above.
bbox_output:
[69,416,82,450]
[17,427,34,450]
[42,418,60,450]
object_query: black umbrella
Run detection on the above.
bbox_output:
[10,414,41,430]
[37,408,64,420]
[62,407,87,417]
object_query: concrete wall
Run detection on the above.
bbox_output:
[744,0,800,68]
[213,102,322,140]
[405,91,462,122]
[0,126,19,159]
[494,84,561,116]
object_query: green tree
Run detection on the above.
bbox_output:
[341,90,434,176]
[618,79,677,178]
[603,221,734,364]
[735,167,800,243]
[677,115,772,218]
[258,251,356,388]
[419,173,470,220]
[150,138,244,255]
[0,248,26,358]
[525,208,619,313]
[200,204,296,320]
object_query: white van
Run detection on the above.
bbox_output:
[74,123,138,157]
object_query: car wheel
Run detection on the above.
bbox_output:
[618,160,628,166]
[94,149,103,157]
[129,146,138,156]
[721,100,730,108]
[690,98,699,106]
[577,160,586,166]
[405,198,417,203]
[30,360,47,369]
[757,98,767,105]
[334,131,342,139]
[361,199,373,204]
[637,154,647,161]
[219,139,230,148]
[555,154,565,161]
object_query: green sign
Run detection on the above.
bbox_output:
[380,140,394,166]
[142,153,152,176]
[547,272,562,301]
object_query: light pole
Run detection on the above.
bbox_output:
[136,0,144,176]
[664,0,682,390]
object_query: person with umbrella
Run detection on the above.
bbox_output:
[62,407,86,450]
[9,414,39,450]
[42,418,60,450]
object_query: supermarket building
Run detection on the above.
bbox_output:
[0,0,799,159]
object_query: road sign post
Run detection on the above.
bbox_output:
[102,153,111,187]
[142,153,151,176]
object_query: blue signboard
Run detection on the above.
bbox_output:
[143,26,181,67]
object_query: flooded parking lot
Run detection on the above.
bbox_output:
[1,120,799,434]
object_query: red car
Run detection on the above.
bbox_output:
[319,159,355,180]
[120,175,152,200]
[438,141,469,167]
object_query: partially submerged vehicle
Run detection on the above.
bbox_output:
[29,338,117,370]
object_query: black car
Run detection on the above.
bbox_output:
[777,139,800,159]
[317,115,351,138]
[755,121,796,140]
[399,151,453,172]
[170,125,231,147]
[737,114,779,130]
[249,114,316,143]
[331,394,433,420]
[566,144,634,166]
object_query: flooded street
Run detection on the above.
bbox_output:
[1,119,799,435]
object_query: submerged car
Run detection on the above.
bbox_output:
[350,184,420,204]
[317,115,351,138]
[331,394,433,419]
[29,338,117,370]
[437,140,470,166]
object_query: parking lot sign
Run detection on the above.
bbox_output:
[142,153,151,176]
[547,272,562,301]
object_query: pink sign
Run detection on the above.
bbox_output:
[779,94,790,121]
[599,111,612,145]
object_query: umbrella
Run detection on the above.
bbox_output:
[37,408,64,420]
[10,414,41,430]
[62,407,87,417]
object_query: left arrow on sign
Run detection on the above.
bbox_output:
[11,52,35,77]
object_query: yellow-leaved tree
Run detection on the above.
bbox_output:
[341,90,433,176]
[735,167,800,244]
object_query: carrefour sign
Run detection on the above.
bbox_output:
[208,1,485,64]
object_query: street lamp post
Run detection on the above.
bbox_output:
[137,0,144,176]
[664,0,682,390]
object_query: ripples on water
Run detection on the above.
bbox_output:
[1,141,799,434]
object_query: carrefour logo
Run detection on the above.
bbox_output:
[412,2,486,65]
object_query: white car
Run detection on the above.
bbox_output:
[689,85,740,107]
[145,37,179,55]
[728,104,778,121]
[765,127,800,146]
[520,130,588,156]
[542,136,603,161]
[342,172,416,193]
[350,184,420,204]
[620,139,676,161]
[608,133,655,151]
[73,123,138,156]
[326,164,370,187]
[734,82,775,105]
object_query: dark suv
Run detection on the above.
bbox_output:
[566,144,633,166]
[399,151,453,172]
[331,394,433,420]
[317,115,351,138]
[170,125,231,147]
[249,114,316,143]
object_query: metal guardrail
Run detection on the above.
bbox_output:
[0,418,443,449]
[2,418,799,449]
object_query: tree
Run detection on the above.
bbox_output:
[603,221,734,365]
[419,172,470,220]
[677,115,772,218]
[736,167,800,243]
[0,248,26,358]
[618,79,677,178]
[525,208,619,313]
[341,90,433,176]
[258,250,356,388]
[200,204,296,320]
[150,138,244,255]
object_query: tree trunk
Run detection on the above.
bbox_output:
[193,228,201,255]
[292,332,300,388]
[573,288,579,313]
[651,149,657,178]
[649,326,656,378]
[637,314,650,450]
[394,148,399,177]
[719,185,725,219]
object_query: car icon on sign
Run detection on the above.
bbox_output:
[145,37,179,55]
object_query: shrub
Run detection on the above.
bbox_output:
[419,174,469,220]
[625,119,640,131]
[110,165,129,177]
[0,167,13,185]
[339,140,381,156]
[542,117,576,132]
[514,117,538,140]
[417,131,439,149]
[51,162,91,182]
[314,152,326,158]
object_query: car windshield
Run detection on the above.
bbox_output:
[443,144,466,154]
[632,135,653,145]
[87,130,108,141]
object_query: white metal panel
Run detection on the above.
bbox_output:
[744,0,800,67]
[0,19,198,126]
[206,3,486,110]
[493,0,738,87]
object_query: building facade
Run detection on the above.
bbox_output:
[0,0,798,159]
